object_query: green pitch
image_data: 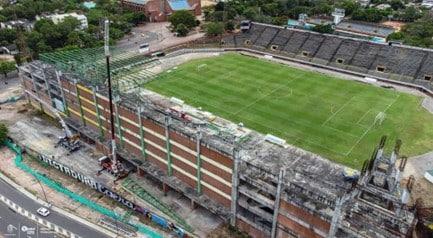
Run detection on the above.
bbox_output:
[145,53,433,168]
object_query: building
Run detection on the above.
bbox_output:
[0,19,33,31]
[422,0,433,8]
[37,13,88,30]
[120,0,201,22]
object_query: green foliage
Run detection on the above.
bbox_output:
[390,0,405,10]
[225,21,235,31]
[313,24,334,34]
[399,6,422,22]
[0,28,17,45]
[175,23,189,37]
[205,22,224,36]
[0,61,15,78]
[0,123,8,145]
[169,10,196,31]
[352,8,389,22]
[389,15,433,47]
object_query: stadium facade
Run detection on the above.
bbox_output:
[17,22,429,237]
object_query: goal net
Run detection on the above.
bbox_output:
[374,112,386,125]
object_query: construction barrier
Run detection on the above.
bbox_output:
[4,140,163,238]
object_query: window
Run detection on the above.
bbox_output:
[221,40,225,45]
[336,58,344,64]
[271,45,278,51]
[302,51,309,57]
[245,40,251,45]
[424,75,432,81]
[376,66,386,72]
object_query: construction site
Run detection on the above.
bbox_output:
[6,21,433,238]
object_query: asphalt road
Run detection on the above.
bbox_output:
[0,201,58,237]
[0,179,108,238]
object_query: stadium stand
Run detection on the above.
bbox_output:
[329,39,362,69]
[282,31,309,56]
[269,29,293,50]
[414,52,433,84]
[347,42,382,73]
[312,35,344,65]
[297,33,325,60]
[221,22,433,90]
[255,27,280,49]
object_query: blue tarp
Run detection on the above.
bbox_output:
[168,0,191,11]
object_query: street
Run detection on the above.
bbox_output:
[0,178,108,238]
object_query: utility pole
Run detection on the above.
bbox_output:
[105,19,119,175]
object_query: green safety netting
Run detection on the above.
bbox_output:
[122,178,193,232]
[4,140,162,238]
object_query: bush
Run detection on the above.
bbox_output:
[169,10,196,30]
[312,24,334,34]
[205,22,224,36]
[0,123,8,145]
[176,23,189,37]
[225,21,235,31]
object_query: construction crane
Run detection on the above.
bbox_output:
[102,19,127,179]
[53,109,81,154]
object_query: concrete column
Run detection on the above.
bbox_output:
[74,81,86,126]
[92,87,104,139]
[136,107,147,159]
[41,66,54,107]
[271,168,286,238]
[230,148,240,227]
[162,183,169,196]
[29,73,44,112]
[165,115,172,176]
[196,130,202,194]
[55,71,69,116]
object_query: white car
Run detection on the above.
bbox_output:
[36,207,50,217]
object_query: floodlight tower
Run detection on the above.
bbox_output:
[104,19,119,175]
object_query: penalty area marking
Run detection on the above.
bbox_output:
[345,94,400,156]
[322,96,355,127]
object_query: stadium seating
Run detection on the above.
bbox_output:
[255,27,280,48]
[282,31,309,56]
[297,33,325,60]
[347,42,382,73]
[223,22,433,91]
[414,52,433,88]
[312,36,344,65]
[269,30,293,50]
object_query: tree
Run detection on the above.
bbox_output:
[313,24,334,34]
[390,0,405,10]
[205,22,224,36]
[175,23,189,37]
[169,10,196,30]
[0,61,16,78]
[0,123,8,145]
[0,29,17,45]
[400,6,421,22]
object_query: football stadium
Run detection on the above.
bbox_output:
[18,22,433,237]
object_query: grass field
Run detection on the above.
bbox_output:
[145,53,433,168]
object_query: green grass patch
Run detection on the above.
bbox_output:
[145,53,433,168]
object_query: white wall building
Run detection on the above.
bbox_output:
[37,13,88,29]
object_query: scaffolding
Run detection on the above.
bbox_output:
[39,47,158,91]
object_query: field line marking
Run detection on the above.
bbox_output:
[321,96,355,126]
[356,109,371,125]
[231,78,296,116]
[345,94,401,156]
